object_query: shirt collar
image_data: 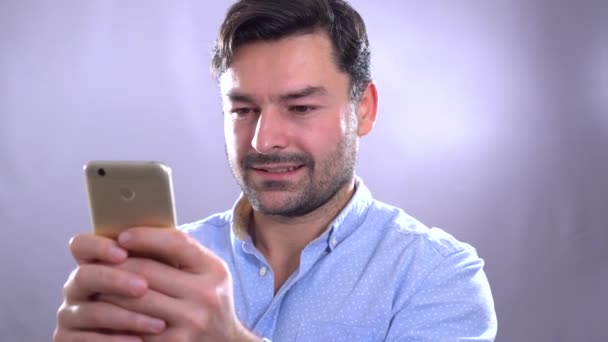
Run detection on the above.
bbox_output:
[324,176,374,251]
[229,176,374,251]
[230,193,253,241]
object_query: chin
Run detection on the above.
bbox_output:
[248,192,298,215]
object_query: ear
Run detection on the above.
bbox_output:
[355,82,379,137]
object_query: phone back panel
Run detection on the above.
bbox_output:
[84,161,177,239]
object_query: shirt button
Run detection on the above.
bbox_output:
[331,237,338,248]
[259,266,268,277]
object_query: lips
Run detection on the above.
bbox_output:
[252,164,304,174]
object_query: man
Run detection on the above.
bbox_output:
[54,0,497,341]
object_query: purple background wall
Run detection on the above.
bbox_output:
[1,1,606,341]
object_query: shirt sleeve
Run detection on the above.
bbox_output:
[385,248,498,341]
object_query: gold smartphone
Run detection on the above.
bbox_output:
[84,161,177,239]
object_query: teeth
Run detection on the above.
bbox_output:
[265,167,297,173]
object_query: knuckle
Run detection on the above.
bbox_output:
[63,268,78,293]
[83,306,104,328]
[91,264,116,288]
[57,303,87,330]
[70,266,88,288]
[69,234,89,259]
[68,234,80,252]
[206,258,231,286]
[175,303,210,334]
[114,305,143,327]
[52,328,69,342]
[215,259,231,280]
[131,258,149,276]
[197,287,223,313]
[168,230,190,249]
[195,310,212,333]
[101,241,116,258]
[55,303,69,327]
[120,257,140,274]
[79,305,101,327]
[78,302,110,329]
[129,312,150,331]
[170,329,192,342]
[70,265,121,294]
[124,258,154,281]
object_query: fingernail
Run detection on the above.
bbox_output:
[129,278,146,294]
[110,246,127,260]
[149,318,166,333]
[118,232,131,244]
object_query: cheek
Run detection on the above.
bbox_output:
[223,120,240,161]
[224,119,255,156]
[223,120,235,149]
[302,117,346,154]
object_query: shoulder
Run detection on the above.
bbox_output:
[368,199,475,258]
[365,201,497,339]
[178,209,233,242]
[364,199,491,304]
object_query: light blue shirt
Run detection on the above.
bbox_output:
[181,178,497,341]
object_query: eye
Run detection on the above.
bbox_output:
[231,107,259,118]
[289,105,316,114]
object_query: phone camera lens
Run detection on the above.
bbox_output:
[98,168,106,177]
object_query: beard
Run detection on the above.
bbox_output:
[227,113,359,217]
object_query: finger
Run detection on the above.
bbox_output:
[140,329,190,342]
[99,290,209,328]
[57,301,165,335]
[65,264,148,302]
[117,228,224,274]
[70,233,128,264]
[112,257,213,299]
[54,329,143,342]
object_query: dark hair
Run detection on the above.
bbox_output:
[211,0,372,101]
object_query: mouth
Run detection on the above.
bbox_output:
[252,164,305,174]
[249,164,306,181]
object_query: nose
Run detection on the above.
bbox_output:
[251,107,288,154]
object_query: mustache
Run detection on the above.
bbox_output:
[242,153,314,168]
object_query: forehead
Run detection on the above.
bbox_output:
[219,32,349,97]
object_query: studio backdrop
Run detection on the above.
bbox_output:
[1,1,606,341]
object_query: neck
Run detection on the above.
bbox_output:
[250,179,356,291]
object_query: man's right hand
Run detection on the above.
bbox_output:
[53,233,166,342]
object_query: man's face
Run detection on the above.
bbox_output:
[220,32,360,217]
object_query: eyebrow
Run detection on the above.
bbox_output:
[226,91,256,104]
[226,86,329,104]
[276,86,329,102]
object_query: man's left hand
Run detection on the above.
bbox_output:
[99,227,260,342]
